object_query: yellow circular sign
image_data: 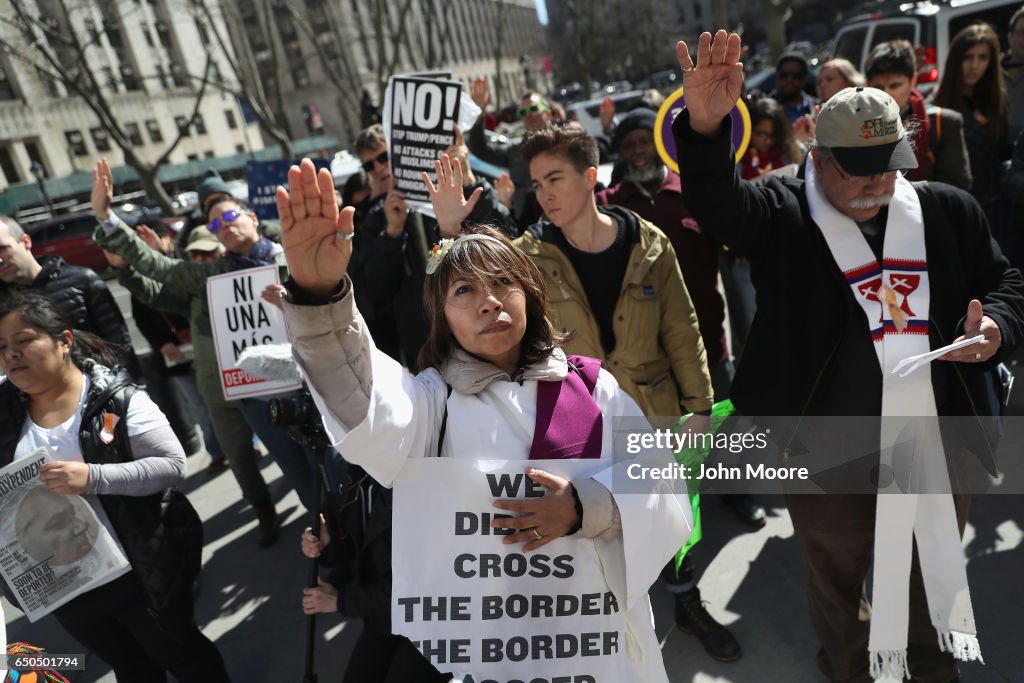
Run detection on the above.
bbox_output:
[653,87,751,171]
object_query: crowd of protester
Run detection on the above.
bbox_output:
[3,8,1024,683]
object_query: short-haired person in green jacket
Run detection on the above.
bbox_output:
[90,160,329,547]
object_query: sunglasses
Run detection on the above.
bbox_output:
[207,208,246,233]
[518,102,550,119]
[361,151,389,172]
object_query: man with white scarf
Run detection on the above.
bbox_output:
[671,30,1024,683]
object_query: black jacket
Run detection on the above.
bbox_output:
[0,364,200,619]
[350,180,515,368]
[672,110,1024,420]
[319,463,393,633]
[15,257,138,375]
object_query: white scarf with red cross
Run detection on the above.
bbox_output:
[805,158,982,679]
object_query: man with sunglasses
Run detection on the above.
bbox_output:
[349,123,512,369]
[675,31,1024,683]
[91,160,338,548]
[770,52,818,124]
[467,78,553,226]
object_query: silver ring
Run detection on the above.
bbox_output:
[336,231,354,241]
[975,352,981,361]
[681,66,696,73]
[532,528,542,541]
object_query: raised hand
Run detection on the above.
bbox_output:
[444,126,476,186]
[276,158,353,297]
[136,223,163,252]
[599,96,616,133]
[383,190,409,238]
[470,76,491,111]
[677,30,745,136]
[91,159,113,220]
[495,173,515,209]
[422,154,483,237]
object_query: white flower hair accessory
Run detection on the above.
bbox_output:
[425,237,456,275]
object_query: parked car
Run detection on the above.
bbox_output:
[833,0,1021,94]
[27,212,109,274]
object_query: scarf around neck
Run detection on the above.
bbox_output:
[805,158,982,679]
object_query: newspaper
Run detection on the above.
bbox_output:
[0,449,130,622]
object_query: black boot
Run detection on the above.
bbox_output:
[722,493,766,530]
[253,497,279,547]
[675,587,742,662]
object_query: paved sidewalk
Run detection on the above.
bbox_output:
[5,446,1021,682]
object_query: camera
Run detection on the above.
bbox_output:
[268,393,319,428]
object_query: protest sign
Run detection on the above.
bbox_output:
[392,458,624,682]
[386,75,462,205]
[654,86,751,171]
[247,159,332,220]
[207,265,301,400]
[0,449,130,622]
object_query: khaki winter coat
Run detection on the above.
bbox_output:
[514,208,713,417]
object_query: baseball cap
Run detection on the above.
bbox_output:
[185,225,222,253]
[815,86,918,177]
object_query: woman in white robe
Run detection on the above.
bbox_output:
[275,158,693,682]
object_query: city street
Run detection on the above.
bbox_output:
[4,451,1022,682]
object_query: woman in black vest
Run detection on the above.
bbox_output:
[0,291,229,682]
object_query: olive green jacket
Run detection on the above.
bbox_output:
[514,207,713,417]
[94,216,285,409]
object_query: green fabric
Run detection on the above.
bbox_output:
[95,216,231,408]
[672,399,735,569]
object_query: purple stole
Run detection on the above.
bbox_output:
[528,355,603,460]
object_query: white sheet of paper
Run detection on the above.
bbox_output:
[892,334,986,377]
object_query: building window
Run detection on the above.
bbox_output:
[0,67,16,101]
[90,127,112,152]
[142,25,154,47]
[125,122,143,146]
[0,146,22,183]
[155,64,168,89]
[187,153,198,161]
[194,113,207,135]
[235,143,245,153]
[145,119,163,143]
[195,19,209,44]
[204,150,215,158]
[65,130,88,156]
[224,109,237,129]
[175,115,190,136]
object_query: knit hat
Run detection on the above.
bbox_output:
[197,169,232,215]
[611,108,657,152]
[815,86,918,176]
[185,225,222,253]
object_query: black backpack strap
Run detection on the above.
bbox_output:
[436,384,453,457]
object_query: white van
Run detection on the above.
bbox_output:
[833,0,1021,91]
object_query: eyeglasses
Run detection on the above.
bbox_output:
[361,151,389,172]
[518,102,550,119]
[828,156,900,184]
[777,69,805,80]
[207,208,246,233]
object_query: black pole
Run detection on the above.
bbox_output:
[302,446,326,683]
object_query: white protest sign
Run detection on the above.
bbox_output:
[392,458,624,683]
[386,75,462,206]
[207,265,301,400]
